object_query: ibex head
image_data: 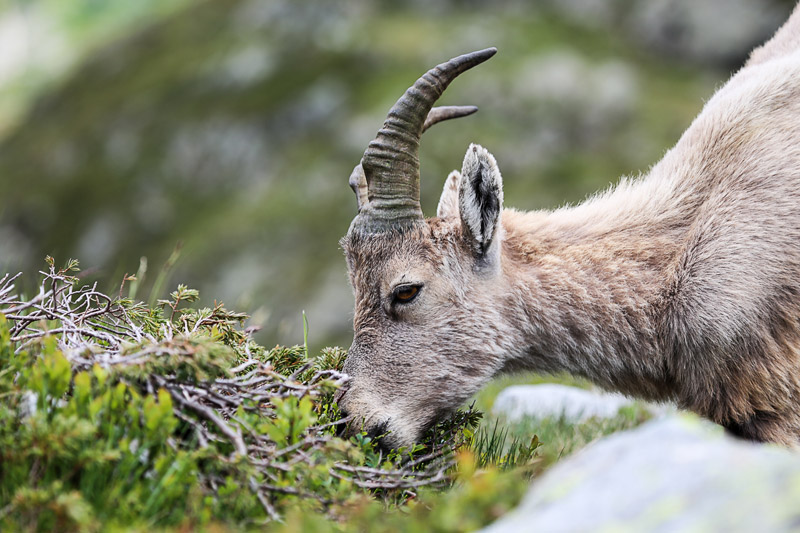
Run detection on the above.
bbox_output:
[339,49,512,449]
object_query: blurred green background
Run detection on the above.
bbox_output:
[0,0,793,349]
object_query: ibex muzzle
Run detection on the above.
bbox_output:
[340,5,800,449]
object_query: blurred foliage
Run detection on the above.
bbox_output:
[276,453,533,533]
[0,0,191,136]
[1,0,781,349]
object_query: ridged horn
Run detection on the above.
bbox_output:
[422,105,478,133]
[349,48,497,234]
[350,105,479,212]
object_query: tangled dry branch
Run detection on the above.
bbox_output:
[0,264,470,520]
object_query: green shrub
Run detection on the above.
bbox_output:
[0,262,540,531]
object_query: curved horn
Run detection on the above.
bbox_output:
[422,105,478,133]
[350,105,480,212]
[350,48,497,233]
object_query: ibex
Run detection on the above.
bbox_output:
[338,6,800,449]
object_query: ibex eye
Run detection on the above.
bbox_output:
[393,284,420,304]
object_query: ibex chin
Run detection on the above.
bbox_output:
[338,6,800,449]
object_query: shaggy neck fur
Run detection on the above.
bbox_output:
[492,38,800,444]
[498,187,684,401]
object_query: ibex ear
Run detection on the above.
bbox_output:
[436,170,461,219]
[459,144,504,257]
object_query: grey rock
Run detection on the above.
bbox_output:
[483,415,800,533]
[492,384,638,422]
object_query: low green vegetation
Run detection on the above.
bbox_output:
[0,261,647,531]
[472,373,653,471]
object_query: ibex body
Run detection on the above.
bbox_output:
[339,6,800,448]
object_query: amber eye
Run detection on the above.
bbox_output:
[393,284,420,304]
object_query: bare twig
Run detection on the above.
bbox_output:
[0,266,472,521]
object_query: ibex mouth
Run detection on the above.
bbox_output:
[333,410,393,452]
[332,412,354,435]
[332,394,354,438]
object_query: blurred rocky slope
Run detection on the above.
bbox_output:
[0,0,791,347]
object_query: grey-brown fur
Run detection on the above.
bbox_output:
[339,5,800,448]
